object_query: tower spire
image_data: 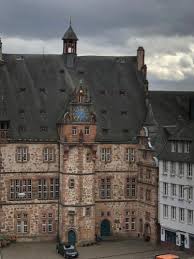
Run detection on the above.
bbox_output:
[62,21,78,67]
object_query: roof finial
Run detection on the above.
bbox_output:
[69,16,72,26]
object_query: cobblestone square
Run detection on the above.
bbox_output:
[1,239,192,259]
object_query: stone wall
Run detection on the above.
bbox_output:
[0,136,159,244]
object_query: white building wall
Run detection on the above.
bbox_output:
[159,160,194,249]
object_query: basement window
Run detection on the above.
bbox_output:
[59,88,65,93]
[123,129,129,133]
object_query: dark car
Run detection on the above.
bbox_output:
[56,242,79,258]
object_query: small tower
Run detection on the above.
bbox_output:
[62,19,78,68]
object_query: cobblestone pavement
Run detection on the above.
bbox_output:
[1,239,192,259]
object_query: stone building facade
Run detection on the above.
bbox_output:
[0,23,159,245]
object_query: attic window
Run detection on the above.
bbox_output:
[19,88,26,92]
[40,126,48,132]
[102,128,109,134]
[123,129,129,133]
[99,90,106,95]
[121,111,128,116]
[120,58,126,64]
[16,56,24,61]
[101,110,107,115]
[19,109,25,119]
[18,125,26,132]
[120,90,127,96]
[39,88,46,93]
[78,70,85,74]
[40,110,47,120]
[59,69,64,74]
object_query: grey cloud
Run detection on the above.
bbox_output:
[0,0,194,40]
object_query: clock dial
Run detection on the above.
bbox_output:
[73,106,89,122]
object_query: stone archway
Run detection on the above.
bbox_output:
[144,223,151,241]
[68,229,76,245]
[100,219,111,237]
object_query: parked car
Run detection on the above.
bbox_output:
[155,254,179,259]
[56,242,79,258]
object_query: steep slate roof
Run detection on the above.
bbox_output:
[158,121,194,163]
[148,91,194,162]
[0,54,147,142]
[150,91,194,125]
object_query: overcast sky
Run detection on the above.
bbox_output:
[0,0,194,91]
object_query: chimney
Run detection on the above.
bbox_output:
[137,46,144,71]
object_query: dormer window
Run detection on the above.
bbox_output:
[171,141,177,152]
[99,90,106,95]
[121,111,128,116]
[184,141,190,153]
[120,90,127,96]
[102,128,109,134]
[18,125,26,132]
[40,126,48,132]
[19,109,25,119]
[19,88,26,93]
[40,110,47,120]
[171,140,190,153]
[101,110,107,115]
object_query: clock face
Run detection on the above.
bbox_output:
[73,106,89,122]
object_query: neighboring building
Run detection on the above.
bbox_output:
[0,23,159,245]
[149,92,194,251]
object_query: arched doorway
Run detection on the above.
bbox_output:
[100,219,111,237]
[68,230,76,245]
[144,223,151,241]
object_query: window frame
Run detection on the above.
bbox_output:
[126,148,135,162]
[100,177,111,199]
[43,147,55,162]
[100,148,112,162]
[16,147,29,163]
[179,208,185,223]
[84,126,90,135]
[163,204,168,218]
